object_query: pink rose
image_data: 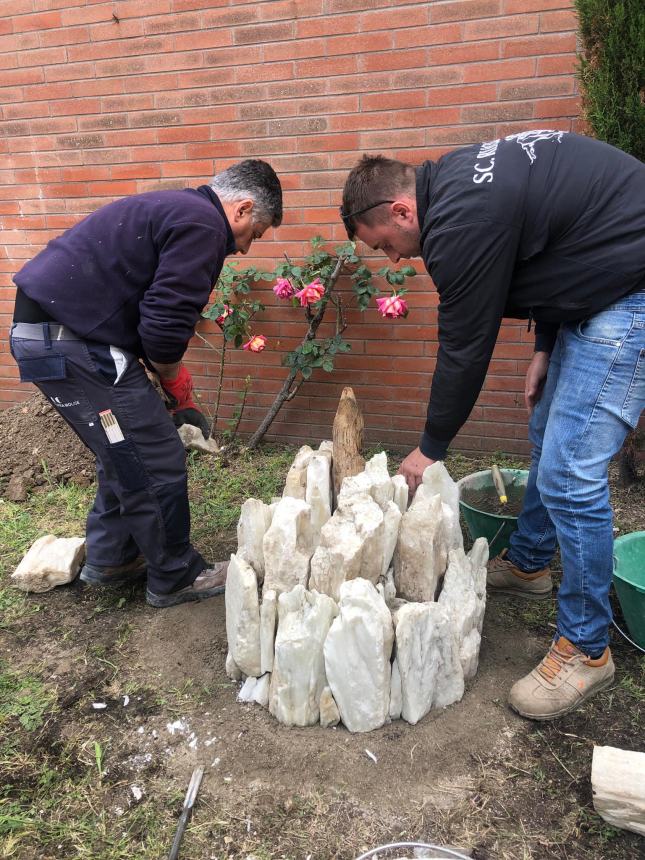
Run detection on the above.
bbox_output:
[294,278,325,307]
[273,277,295,299]
[215,304,232,326]
[243,334,267,353]
[376,293,409,319]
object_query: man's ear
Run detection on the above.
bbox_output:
[234,198,254,221]
[390,199,415,224]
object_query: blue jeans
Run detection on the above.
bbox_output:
[507,290,645,654]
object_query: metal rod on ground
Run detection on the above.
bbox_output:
[168,767,204,860]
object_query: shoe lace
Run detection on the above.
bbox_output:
[537,644,571,682]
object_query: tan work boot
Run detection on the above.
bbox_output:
[487,549,552,600]
[146,561,228,608]
[509,636,615,720]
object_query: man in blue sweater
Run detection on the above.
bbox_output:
[11,159,282,608]
[340,131,645,720]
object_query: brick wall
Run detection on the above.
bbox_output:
[0,0,580,455]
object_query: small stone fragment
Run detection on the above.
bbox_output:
[252,672,270,708]
[319,686,340,728]
[237,676,258,703]
[225,553,261,677]
[11,535,85,593]
[6,474,31,501]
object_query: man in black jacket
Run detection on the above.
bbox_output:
[340,131,645,720]
[11,159,282,608]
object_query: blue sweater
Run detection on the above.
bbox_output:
[14,185,236,363]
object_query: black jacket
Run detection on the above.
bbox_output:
[416,131,645,459]
[13,186,236,364]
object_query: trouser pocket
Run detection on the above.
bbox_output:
[15,353,67,382]
[103,438,149,491]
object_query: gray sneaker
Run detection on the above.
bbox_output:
[80,556,147,586]
[146,561,228,608]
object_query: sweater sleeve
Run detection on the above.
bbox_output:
[420,220,521,459]
[138,220,226,363]
[534,321,559,353]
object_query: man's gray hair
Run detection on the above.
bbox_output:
[210,159,283,227]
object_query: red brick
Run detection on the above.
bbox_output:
[502,32,575,57]
[540,9,577,31]
[533,95,581,117]
[296,13,360,38]
[359,6,429,31]
[431,0,501,23]
[499,76,573,100]
[462,57,535,82]
[537,54,577,76]
[464,13,539,40]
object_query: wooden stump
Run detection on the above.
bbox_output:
[592,745,645,836]
[332,387,365,500]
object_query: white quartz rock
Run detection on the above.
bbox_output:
[309,494,386,600]
[381,501,402,577]
[394,602,464,724]
[460,628,482,681]
[282,445,314,499]
[319,686,340,727]
[225,553,261,678]
[260,589,277,674]
[263,497,314,594]
[176,423,221,454]
[338,470,374,503]
[11,535,85,593]
[422,461,463,550]
[391,474,409,514]
[389,657,402,720]
[324,579,394,733]
[379,566,397,606]
[237,498,273,582]
[225,652,242,681]
[438,549,480,643]
[468,537,489,600]
[237,673,270,707]
[365,452,394,510]
[317,440,334,462]
[394,491,447,602]
[237,676,258,702]
[306,453,333,546]
[269,585,338,726]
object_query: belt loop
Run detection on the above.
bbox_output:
[42,321,52,349]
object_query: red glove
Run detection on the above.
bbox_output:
[160,364,197,411]
[161,365,211,438]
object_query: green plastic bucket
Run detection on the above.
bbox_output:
[457,469,529,557]
[613,531,645,649]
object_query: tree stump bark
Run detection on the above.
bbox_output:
[332,387,365,501]
[592,745,645,836]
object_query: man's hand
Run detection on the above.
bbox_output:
[157,364,211,438]
[398,447,436,497]
[525,351,550,416]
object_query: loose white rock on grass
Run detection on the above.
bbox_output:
[11,534,85,593]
